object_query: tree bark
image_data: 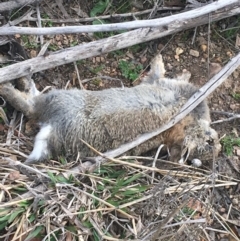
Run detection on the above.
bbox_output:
[0,3,239,83]
[0,0,42,12]
[0,0,238,35]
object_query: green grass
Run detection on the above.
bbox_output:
[0,160,150,240]
[42,14,53,27]
[232,93,240,101]
[21,35,39,49]
[118,60,143,81]
[221,135,240,156]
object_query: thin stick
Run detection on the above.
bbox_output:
[211,115,240,124]
[36,2,44,46]
[73,62,84,89]
[28,6,183,24]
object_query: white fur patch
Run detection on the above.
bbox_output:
[178,157,184,165]
[29,81,40,97]
[28,124,52,161]
[191,159,202,167]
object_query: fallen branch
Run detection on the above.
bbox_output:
[0,0,238,35]
[0,0,41,12]
[49,6,183,23]
[6,6,183,26]
[0,4,239,83]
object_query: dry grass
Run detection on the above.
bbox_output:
[0,144,239,240]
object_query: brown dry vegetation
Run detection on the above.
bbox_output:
[0,0,239,241]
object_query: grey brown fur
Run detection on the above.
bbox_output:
[0,55,220,163]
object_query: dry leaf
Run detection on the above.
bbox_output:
[9,170,21,181]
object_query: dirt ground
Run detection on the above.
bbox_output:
[0,0,240,240]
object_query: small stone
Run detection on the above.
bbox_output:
[203,53,208,59]
[176,47,184,56]
[167,63,173,70]
[30,50,37,58]
[232,198,238,205]
[235,147,240,156]
[96,57,101,63]
[230,104,236,110]
[200,44,207,52]
[140,56,147,64]
[55,35,61,41]
[226,51,233,58]
[197,36,207,45]
[174,54,180,61]
[15,34,21,39]
[111,61,118,68]
[63,39,69,45]
[189,49,199,57]
[214,57,222,63]
[218,207,226,213]
[191,159,202,167]
[157,43,164,51]
[177,43,185,48]
[100,56,105,62]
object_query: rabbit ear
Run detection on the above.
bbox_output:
[141,54,166,84]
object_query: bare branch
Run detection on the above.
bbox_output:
[0,3,239,84]
[0,0,42,12]
[40,6,183,23]
[0,0,239,35]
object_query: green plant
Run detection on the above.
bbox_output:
[118,60,143,81]
[70,40,78,47]
[175,206,195,221]
[42,14,53,27]
[48,44,59,51]
[232,93,240,101]
[221,135,240,156]
[90,0,109,17]
[129,43,146,53]
[90,64,105,74]
[21,35,39,49]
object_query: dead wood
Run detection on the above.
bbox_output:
[0,0,42,13]
[0,0,238,35]
[0,3,239,83]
